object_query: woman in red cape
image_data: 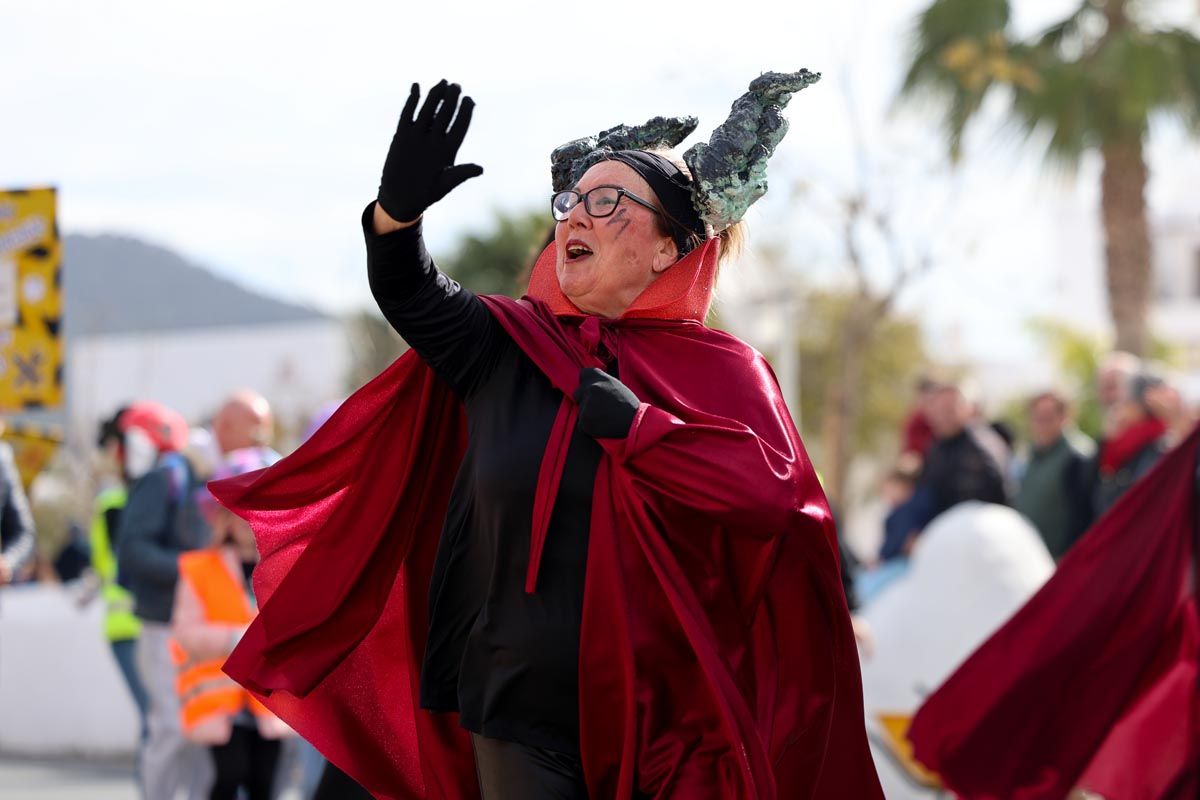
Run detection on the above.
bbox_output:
[213,78,882,799]
[908,423,1200,799]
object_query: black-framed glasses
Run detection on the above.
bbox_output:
[551,185,662,222]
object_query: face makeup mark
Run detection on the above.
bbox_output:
[606,207,632,238]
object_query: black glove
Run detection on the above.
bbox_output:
[574,368,640,439]
[377,80,483,223]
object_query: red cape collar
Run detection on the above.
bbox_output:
[524,238,720,322]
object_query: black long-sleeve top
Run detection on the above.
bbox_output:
[364,207,598,755]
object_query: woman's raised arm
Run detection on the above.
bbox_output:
[376,79,482,229]
[365,81,503,399]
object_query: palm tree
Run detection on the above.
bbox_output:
[901,0,1200,356]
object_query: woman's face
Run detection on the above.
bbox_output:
[554,160,679,318]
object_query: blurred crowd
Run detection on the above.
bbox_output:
[0,392,369,800]
[850,351,1198,609]
[0,352,1197,799]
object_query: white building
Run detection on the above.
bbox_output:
[64,233,351,447]
[1152,211,1200,392]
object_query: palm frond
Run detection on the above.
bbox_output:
[900,0,1011,96]
[1098,28,1186,127]
[1143,28,1200,130]
[1009,56,1096,169]
[899,0,1013,159]
[1034,0,1103,55]
[899,0,1200,165]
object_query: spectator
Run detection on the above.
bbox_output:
[1095,351,1142,428]
[900,374,937,463]
[988,419,1016,454]
[1087,371,1170,521]
[885,379,1010,557]
[212,391,274,456]
[920,379,1009,515]
[54,521,92,582]
[0,426,35,587]
[868,381,1008,563]
[1142,378,1199,449]
[1014,391,1090,560]
[90,407,149,740]
[856,456,923,604]
[117,401,213,800]
[173,446,289,800]
[877,455,922,562]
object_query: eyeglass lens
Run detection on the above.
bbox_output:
[552,187,622,221]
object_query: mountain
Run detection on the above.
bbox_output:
[64,233,329,337]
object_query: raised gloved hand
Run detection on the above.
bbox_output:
[574,368,641,439]
[377,80,483,223]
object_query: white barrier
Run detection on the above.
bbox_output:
[0,583,139,757]
[858,502,1055,799]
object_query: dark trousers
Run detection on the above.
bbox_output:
[471,733,588,799]
[312,760,374,800]
[110,638,149,741]
[208,725,281,800]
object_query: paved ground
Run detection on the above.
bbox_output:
[0,755,137,800]
[0,754,315,800]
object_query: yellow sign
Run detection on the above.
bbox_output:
[3,421,62,491]
[0,188,62,413]
[876,712,943,788]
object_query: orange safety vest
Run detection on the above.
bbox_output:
[172,550,270,733]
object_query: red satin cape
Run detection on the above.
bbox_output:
[908,425,1200,799]
[214,239,882,799]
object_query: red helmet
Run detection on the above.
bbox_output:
[117,401,189,454]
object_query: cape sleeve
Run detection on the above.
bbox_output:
[592,346,831,547]
[214,352,478,800]
[577,346,879,799]
[595,401,814,538]
[907,424,1200,799]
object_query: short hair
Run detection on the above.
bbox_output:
[921,366,978,405]
[97,406,129,448]
[1130,370,1166,411]
[1099,351,1141,377]
[1028,390,1069,416]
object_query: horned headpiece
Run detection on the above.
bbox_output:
[549,69,821,233]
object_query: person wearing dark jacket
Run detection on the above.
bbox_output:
[117,402,212,800]
[0,438,34,587]
[921,382,1009,513]
[1015,391,1091,560]
[91,408,149,741]
[881,380,1008,560]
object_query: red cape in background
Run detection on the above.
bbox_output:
[214,239,881,799]
[908,425,1200,799]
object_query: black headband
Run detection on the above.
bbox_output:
[599,150,706,255]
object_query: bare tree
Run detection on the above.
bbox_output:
[797,76,955,515]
